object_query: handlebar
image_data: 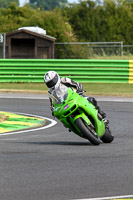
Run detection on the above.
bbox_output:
[77,90,86,95]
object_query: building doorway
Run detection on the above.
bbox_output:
[11,38,35,58]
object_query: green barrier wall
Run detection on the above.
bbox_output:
[0,59,131,83]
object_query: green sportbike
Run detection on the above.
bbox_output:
[52,84,114,145]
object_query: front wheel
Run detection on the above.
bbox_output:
[75,118,101,145]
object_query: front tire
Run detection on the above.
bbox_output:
[75,118,101,145]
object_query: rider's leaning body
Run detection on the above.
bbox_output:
[44,71,106,118]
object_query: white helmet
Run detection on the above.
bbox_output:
[44,71,60,89]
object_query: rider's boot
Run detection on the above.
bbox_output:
[87,97,109,127]
[97,106,106,119]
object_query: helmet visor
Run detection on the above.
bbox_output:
[46,74,58,88]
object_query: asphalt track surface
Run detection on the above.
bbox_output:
[0,93,133,200]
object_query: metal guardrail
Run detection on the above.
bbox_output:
[0,59,131,83]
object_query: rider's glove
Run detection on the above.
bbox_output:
[76,83,83,94]
[77,88,83,94]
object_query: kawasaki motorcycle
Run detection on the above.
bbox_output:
[52,84,114,145]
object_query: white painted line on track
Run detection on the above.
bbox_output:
[0,112,57,136]
[0,93,48,99]
[0,93,133,102]
[73,194,133,200]
[96,97,133,103]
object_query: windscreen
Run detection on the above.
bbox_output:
[51,84,68,104]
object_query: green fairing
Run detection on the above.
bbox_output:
[53,87,105,138]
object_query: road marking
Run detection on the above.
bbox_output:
[0,112,57,136]
[0,93,133,102]
[73,194,133,200]
[0,111,46,133]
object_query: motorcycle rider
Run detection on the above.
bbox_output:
[44,71,106,119]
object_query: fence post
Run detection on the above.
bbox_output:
[2,33,6,59]
[121,41,123,60]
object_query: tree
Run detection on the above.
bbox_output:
[0,4,76,42]
[62,0,133,44]
[29,0,68,10]
[63,0,101,41]
[101,0,133,44]
[0,0,18,8]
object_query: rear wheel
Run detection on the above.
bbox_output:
[101,127,114,143]
[75,118,101,145]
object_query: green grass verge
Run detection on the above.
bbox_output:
[83,83,133,97]
[0,82,133,97]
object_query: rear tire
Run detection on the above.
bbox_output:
[101,127,114,143]
[75,118,101,145]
